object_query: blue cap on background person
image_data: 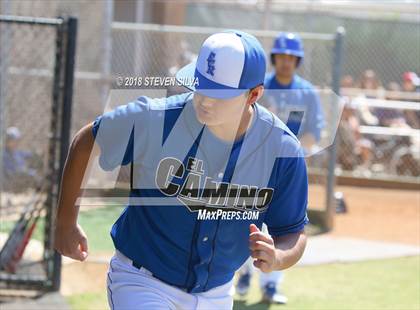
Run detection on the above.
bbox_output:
[176,30,266,99]
[271,32,304,66]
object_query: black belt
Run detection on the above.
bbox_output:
[132,260,143,270]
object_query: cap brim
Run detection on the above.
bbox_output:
[176,61,248,100]
[271,48,304,58]
[176,61,197,91]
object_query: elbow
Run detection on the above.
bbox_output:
[274,230,308,270]
[70,123,95,157]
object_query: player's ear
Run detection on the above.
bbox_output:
[246,85,264,105]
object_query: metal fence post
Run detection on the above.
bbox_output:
[50,16,78,292]
[0,1,11,208]
[41,16,64,291]
[0,22,9,208]
[325,26,345,231]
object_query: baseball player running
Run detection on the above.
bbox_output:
[264,32,325,149]
[236,32,324,304]
[54,30,308,309]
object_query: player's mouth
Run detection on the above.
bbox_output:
[196,104,212,117]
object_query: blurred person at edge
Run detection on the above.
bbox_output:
[167,41,197,96]
[340,75,355,104]
[3,127,39,191]
[402,72,420,93]
[373,81,409,128]
[337,101,373,173]
[236,33,324,305]
[341,74,354,89]
[337,76,373,173]
[355,69,384,126]
[387,81,402,98]
[357,69,383,95]
[401,72,420,129]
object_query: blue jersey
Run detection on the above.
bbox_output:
[92,92,308,293]
[3,149,35,177]
[263,73,324,141]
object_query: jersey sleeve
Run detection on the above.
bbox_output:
[92,96,150,171]
[264,139,309,236]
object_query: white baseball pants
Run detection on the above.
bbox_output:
[107,251,234,310]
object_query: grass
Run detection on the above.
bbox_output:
[66,256,420,310]
[67,292,109,310]
[235,256,420,310]
[0,205,124,254]
[0,216,46,242]
[77,205,124,254]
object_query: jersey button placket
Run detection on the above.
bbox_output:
[194,210,218,292]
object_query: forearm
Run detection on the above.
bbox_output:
[56,124,96,228]
[273,230,307,270]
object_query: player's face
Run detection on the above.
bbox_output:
[193,92,249,126]
[273,54,298,78]
[403,80,415,92]
[6,139,19,151]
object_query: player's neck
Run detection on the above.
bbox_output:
[275,73,294,86]
[207,105,254,142]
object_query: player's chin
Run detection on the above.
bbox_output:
[195,110,217,125]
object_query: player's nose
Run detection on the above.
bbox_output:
[199,96,217,108]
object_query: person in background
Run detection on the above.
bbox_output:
[357,69,383,96]
[263,33,325,152]
[373,82,409,128]
[340,74,355,105]
[337,101,373,174]
[341,74,355,89]
[387,81,401,96]
[355,69,383,126]
[402,72,420,93]
[3,127,39,191]
[167,41,197,96]
[401,72,420,129]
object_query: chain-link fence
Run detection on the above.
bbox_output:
[0,0,113,140]
[187,2,420,84]
[0,15,76,292]
[337,90,420,182]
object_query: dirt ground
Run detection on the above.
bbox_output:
[308,184,419,246]
[61,261,109,296]
[330,185,420,246]
[60,185,420,296]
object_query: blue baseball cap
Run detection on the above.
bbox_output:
[271,32,304,58]
[176,30,266,99]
